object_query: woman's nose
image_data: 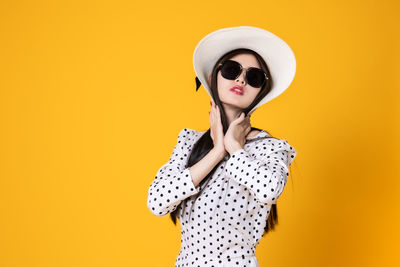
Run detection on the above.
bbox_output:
[235,70,246,85]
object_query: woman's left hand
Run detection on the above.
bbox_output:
[224,112,252,155]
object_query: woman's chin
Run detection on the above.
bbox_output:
[220,100,247,110]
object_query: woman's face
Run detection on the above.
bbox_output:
[213,53,262,111]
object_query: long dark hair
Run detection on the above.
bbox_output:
[171,48,283,235]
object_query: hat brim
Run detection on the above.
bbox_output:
[193,26,296,115]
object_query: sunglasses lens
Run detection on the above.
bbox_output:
[220,60,241,80]
[247,68,266,88]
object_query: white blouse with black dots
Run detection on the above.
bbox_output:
[147,128,297,267]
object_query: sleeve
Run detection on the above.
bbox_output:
[147,128,201,217]
[224,138,297,205]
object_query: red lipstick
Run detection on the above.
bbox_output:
[230,85,244,95]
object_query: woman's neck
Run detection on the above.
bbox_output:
[222,103,243,125]
[221,103,259,139]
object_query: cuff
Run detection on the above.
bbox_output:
[181,168,200,196]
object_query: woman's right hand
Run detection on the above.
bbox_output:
[209,101,227,158]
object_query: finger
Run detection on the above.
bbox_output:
[214,106,220,120]
[211,99,216,108]
[211,108,215,124]
[239,117,249,125]
[236,114,245,125]
[216,108,222,125]
[234,112,245,123]
[244,117,251,126]
[240,114,250,124]
[240,122,251,132]
[246,126,251,134]
[212,103,217,112]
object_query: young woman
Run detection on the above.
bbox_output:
[147,26,297,267]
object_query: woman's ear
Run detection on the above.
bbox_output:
[207,74,211,87]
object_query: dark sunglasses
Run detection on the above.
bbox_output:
[217,59,268,88]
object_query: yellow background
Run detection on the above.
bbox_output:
[0,0,399,266]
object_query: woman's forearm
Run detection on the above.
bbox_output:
[189,148,225,187]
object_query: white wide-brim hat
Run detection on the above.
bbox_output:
[193,26,296,115]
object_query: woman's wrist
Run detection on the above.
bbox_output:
[211,146,227,161]
[227,143,243,156]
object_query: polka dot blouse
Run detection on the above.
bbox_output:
[147,128,297,267]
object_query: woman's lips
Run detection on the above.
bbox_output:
[230,86,244,95]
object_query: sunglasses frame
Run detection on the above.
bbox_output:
[217,59,269,88]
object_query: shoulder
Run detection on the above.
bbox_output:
[176,128,205,145]
[256,136,295,150]
[178,128,205,137]
[254,137,297,164]
[246,129,261,139]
